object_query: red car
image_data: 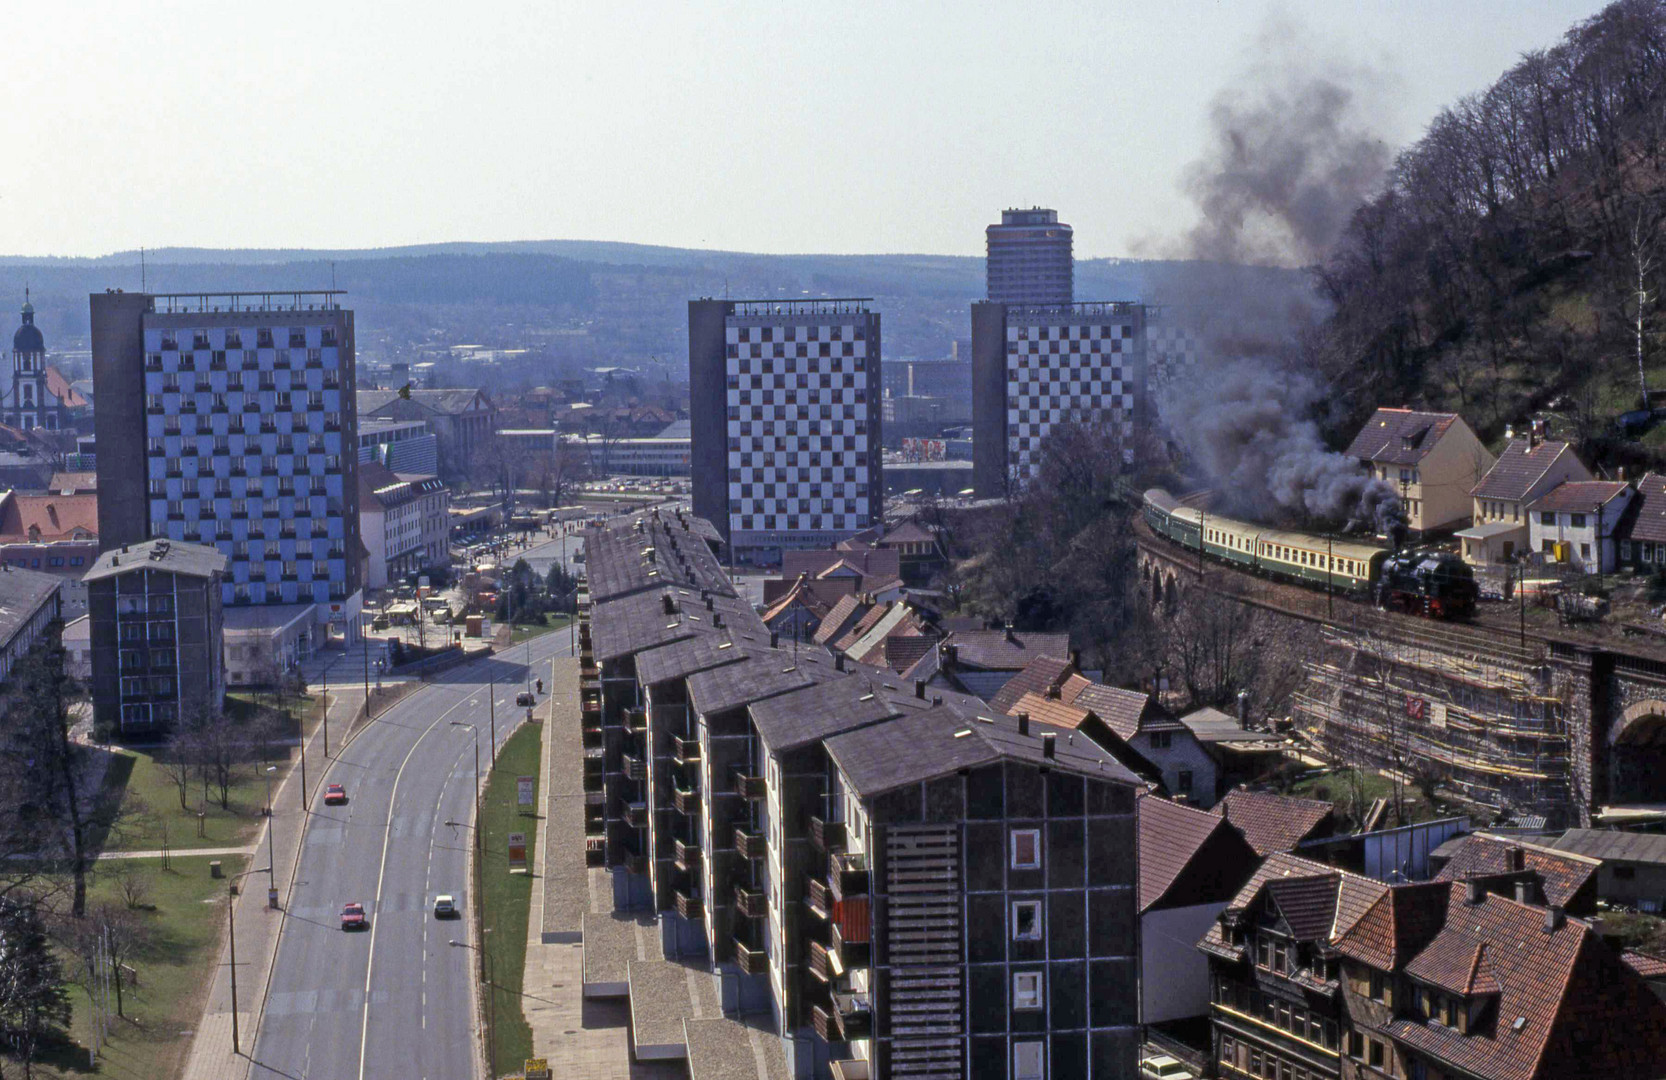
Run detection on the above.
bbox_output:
[324,783,348,805]
[340,902,367,931]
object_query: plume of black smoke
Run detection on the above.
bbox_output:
[1146,20,1402,532]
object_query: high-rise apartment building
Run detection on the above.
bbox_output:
[90,291,363,646]
[689,299,882,563]
[986,208,1073,307]
[971,301,1149,497]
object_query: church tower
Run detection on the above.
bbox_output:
[9,290,50,429]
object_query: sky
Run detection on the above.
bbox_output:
[5,0,1618,260]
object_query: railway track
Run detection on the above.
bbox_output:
[1135,518,1548,667]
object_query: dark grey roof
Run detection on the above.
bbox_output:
[358,387,490,415]
[1528,480,1629,513]
[1471,439,1580,501]
[583,511,738,604]
[83,539,228,583]
[1547,828,1666,865]
[685,645,841,717]
[0,566,59,648]
[824,701,1144,799]
[750,672,906,752]
[942,629,1070,672]
[590,587,761,663]
[634,631,751,688]
[222,602,316,631]
[1344,408,1461,465]
[1620,473,1666,544]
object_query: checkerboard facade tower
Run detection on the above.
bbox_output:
[971,301,1149,497]
[689,299,883,562]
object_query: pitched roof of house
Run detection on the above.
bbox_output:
[988,655,1081,716]
[1198,852,1389,959]
[1334,879,1452,971]
[84,539,226,582]
[812,594,867,647]
[1213,789,1335,856]
[46,471,95,493]
[882,634,937,674]
[1008,691,1094,731]
[0,491,98,541]
[1345,408,1461,465]
[1434,833,1599,911]
[1547,828,1666,865]
[759,576,836,629]
[940,629,1070,672]
[1265,875,1342,942]
[1527,480,1630,513]
[1139,794,1237,912]
[879,520,934,546]
[1072,684,1156,741]
[1471,439,1583,501]
[781,547,900,585]
[43,366,86,408]
[1621,473,1666,544]
[1390,886,1666,1080]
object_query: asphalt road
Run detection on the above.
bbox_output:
[249,631,571,1080]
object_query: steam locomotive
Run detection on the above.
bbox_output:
[1142,489,1479,619]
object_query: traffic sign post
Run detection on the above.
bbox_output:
[507,832,527,873]
[516,775,535,814]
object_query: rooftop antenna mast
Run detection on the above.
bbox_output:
[140,248,146,292]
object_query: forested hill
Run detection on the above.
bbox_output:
[1316,0,1666,467]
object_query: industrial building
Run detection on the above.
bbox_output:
[688,299,883,563]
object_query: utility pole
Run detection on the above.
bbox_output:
[489,675,497,766]
[1327,534,1335,621]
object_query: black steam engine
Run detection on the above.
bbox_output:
[1375,551,1479,619]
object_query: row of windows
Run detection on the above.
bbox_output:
[731,325,864,343]
[154,327,336,350]
[1218,1035,1327,1080]
[5,554,82,569]
[727,342,864,360]
[155,372,339,392]
[1214,977,1340,1050]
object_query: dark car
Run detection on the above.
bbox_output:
[516,692,536,707]
[324,783,348,805]
[340,901,367,931]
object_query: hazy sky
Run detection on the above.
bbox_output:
[7,0,1615,259]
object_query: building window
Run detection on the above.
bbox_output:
[1149,731,1172,749]
[1348,1031,1365,1059]
[1177,770,1193,794]
[1013,1040,1044,1080]
[1541,511,1555,526]
[1011,901,1042,941]
[1012,971,1042,1010]
[1615,865,1637,880]
[1010,828,1040,869]
[1369,1039,1385,1068]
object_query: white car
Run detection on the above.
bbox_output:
[1139,1055,1195,1080]
[433,894,458,918]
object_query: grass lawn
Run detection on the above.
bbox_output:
[31,854,249,1080]
[507,615,572,644]
[478,721,540,1074]
[1288,767,1442,827]
[104,693,322,854]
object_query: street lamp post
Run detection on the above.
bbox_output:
[264,766,278,906]
[488,675,497,766]
[227,863,273,1055]
[448,939,497,1078]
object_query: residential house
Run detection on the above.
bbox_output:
[902,627,1072,701]
[1618,472,1666,571]
[1431,832,1599,914]
[1546,829,1666,912]
[1527,479,1633,573]
[1456,436,1591,565]
[357,461,451,590]
[1139,794,1261,1039]
[1178,707,1290,794]
[0,565,62,700]
[1213,789,1337,857]
[1198,849,1666,1080]
[1345,408,1495,534]
[1075,682,1220,806]
[0,489,99,614]
[873,520,943,585]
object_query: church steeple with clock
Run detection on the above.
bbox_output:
[4,290,81,431]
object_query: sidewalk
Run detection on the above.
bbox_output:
[178,686,365,1080]
[522,656,679,1079]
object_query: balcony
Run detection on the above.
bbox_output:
[734,940,767,977]
[831,919,870,971]
[674,839,701,873]
[622,753,646,782]
[734,828,765,861]
[829,1061,872,1080]
[626,802,648,829]
[675,890,702,921]
[734,886,766,920]
[625,709,647,735]
[806,876,832,920]
[673,786,699,816]
[808,938,835,982]
[732,769,765,800]
[672,737,700,766]
[810,816,845,854]
[831,853,869,902]
[585,838,607,867]
[813,993,869,1041]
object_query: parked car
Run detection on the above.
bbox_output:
[516,692,536,707]
[340,902,368,931]
[1139,1055,1195,1080]
[433,894,458,918]
[324,783,348,805]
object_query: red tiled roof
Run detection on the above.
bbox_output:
[44,366,86,408]
[0,491,98,542]
[1071,684,1153,741]
[1622,473,1666,545]
[1008,691,1094,732]
[1265,875,1341,942]
[812,595,866,646]
[1432,834,1598,912]
[1344,408,1461,465]
[1213,789,1335,857]
[1391,886,1666,1080]
[989,655,1079,716]
[883,635,936,674]
[1334,879,1451,971]
[1139,794,1259,913]
[1625,951,1666,979]
[1197,852,1389,956]
[1527,480,1629,513]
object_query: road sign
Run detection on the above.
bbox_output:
[507,832,527,871]
[517,775,536,809]
[524,1059,551,1080]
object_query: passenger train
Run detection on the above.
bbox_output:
[1142,488,1479,619]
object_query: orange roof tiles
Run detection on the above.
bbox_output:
[1213,789,1335,856]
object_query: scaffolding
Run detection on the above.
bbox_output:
[1292,625,1573,825]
